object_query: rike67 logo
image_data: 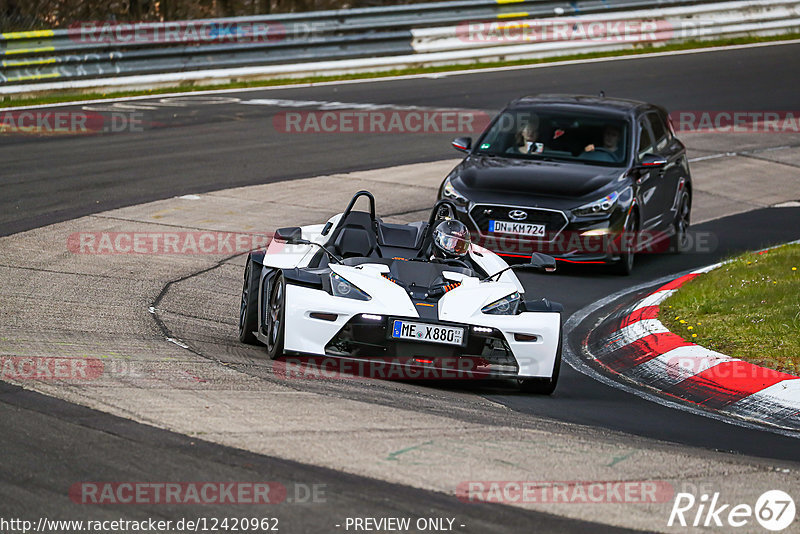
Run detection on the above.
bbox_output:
[668,490,796,531]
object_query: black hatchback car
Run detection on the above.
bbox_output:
[438,95,692,274]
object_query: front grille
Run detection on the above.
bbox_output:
[469,204,569,241]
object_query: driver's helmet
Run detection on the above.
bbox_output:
[432,219,471,259]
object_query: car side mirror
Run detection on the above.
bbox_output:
[274,227,303,244]
[452,137,472,153]
[529,252,557,272]
[638,153,668,168]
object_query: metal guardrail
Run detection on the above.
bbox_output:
[1,0,799,90]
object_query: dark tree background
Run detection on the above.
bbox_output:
[0,0,436,31]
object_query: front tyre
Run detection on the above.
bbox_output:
[611,212,638,276]
[670,190,691,253]
[518,326,562,395]
[238,257,260,345]
[265,274,286,360]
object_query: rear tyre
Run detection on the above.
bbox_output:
[670,190,691,253]
[518,325,562,395]
[611,212,638,276]
[265,274,286,360]
[238,257,260,345]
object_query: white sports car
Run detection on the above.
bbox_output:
[238,191,563,394]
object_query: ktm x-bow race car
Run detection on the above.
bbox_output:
[238,191,563,394]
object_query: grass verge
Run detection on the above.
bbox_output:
[661,243,800,375]
[2,33,800,109]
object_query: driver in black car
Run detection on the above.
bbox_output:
[583,124,623,160]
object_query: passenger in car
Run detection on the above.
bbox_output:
[515,116,545,154]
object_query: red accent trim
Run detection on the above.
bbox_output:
[656,273,699,291]
[495,252,531,259]
[676,363,798,408]
[620,306,660,328]
[494,252,607,264]
[600,332,692,373]
[555,258,607,264]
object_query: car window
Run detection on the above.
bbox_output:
[637,119,655,160]
[647,112,669,151]
[473,109,630,167]
[660,110,676,140]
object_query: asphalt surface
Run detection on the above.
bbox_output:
[162,208,800,463]
[3,42,800,236]
[1,381,640,533]
[503,207,800,461]
[3,42,800,531]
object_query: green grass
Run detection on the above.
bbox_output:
[2,33,800,109]
[661,243,800,375]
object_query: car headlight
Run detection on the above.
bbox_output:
[573,191,619,217]
[442,176,469,205]
[329,272,371,301]
[482,292,521,315]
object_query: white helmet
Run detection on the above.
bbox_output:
[432,219,471,258]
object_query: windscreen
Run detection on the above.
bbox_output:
[474,109,630,166]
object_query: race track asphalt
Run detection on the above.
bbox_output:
[2,42,800,531]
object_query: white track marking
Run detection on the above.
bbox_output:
[563,271,800,438]
[628,345,736,387]
[632,289,675,310]
[595,319,670,355]
[733,380,800,409]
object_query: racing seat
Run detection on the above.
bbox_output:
[327,210,380,260]
[377,221,428,258]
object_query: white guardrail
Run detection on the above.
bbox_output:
[2,0,799,96]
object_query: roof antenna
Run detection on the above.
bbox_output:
[599,90,605,97]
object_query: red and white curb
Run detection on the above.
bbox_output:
[586,259,800,431]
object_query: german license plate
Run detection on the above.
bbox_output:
[391,320,465,346]
[489,220,545,237]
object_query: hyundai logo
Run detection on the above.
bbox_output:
[508,209,528,221]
